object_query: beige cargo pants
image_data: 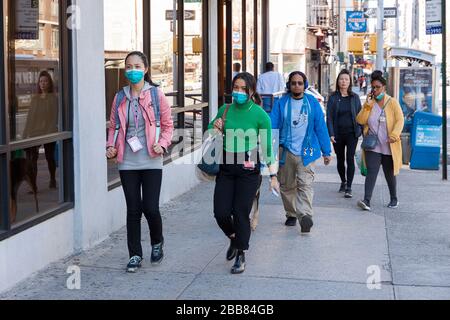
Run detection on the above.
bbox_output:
[277,148,316,219]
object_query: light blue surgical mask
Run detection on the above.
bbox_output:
[232,91,249,105]
[125,69,145,84]
[375,92,385,101]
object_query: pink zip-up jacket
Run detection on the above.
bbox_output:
[106,85,174,163]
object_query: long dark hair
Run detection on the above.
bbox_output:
[37,71,55,94]
[232,72,262,106]
[125,51,158,87]
[335,69,353,96]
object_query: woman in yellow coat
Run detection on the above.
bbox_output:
[356,71,404,211]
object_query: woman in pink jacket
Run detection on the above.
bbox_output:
[106,51,174,272]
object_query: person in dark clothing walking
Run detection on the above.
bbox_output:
[209,72,279,274]
[326,69,362,198]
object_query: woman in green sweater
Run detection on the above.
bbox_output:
[209,72,280,274]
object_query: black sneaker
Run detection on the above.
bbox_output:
[387,199,399,209]
[285,217,297,226]
[226,238,238,261]
[126,256,142,273]
[358,199,371,211]
[339,182,346,193]
[231,251,246,274]
[300,215,313,233]
[151,242,164,264]
[344,189,353,198]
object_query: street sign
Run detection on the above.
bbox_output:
[384,7,397,18]
[165,10,196,21]
[363,8,377,18]
[426,0,442,34]
[364,7,397,18]
[346,11,367,32]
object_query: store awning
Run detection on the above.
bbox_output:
[271,24,306,55]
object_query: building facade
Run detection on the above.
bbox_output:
[0,0,270,292]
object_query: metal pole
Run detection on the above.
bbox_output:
[443,0,448,180]
[376,0,384,71]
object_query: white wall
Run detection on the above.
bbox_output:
[0,210,74,292]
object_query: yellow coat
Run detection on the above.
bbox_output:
[356,95,405,176]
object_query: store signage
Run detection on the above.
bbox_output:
[15,0,39,40]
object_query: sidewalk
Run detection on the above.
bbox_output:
[2,159,450,300]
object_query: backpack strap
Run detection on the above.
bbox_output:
[113,89,126,146]
[150,86,160,127]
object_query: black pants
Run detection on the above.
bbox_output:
[333,133,358,189]
[26,143,57,184]
[120,170,163,258]
[214,164,260,251]
[364,151,397,203]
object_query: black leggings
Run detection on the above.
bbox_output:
[26,143,57,183]
[213,164,260,251]
[120,170,163,258]
[364,151,397,203]
[333,133,358,188]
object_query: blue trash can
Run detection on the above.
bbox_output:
[410,112,442,170]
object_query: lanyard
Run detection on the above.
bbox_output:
[127,98,141,137]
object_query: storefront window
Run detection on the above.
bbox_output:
[246,0,254,75]
[9,0,61,142]
[256,0,263,76]
[232,0,243,74]
[183,0,204,150]
[2,0,73,231]
[104,0,143,184]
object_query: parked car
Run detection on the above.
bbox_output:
[306,86,326,116]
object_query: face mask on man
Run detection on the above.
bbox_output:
[232,91,249,105]
[125,69,145,84]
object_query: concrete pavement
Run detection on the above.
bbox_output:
[2,156,450,300]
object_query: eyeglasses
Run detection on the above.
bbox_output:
[290,81,304,86]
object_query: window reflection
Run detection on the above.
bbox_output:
[10,142,61,225]
[246,0,255,75]
[183,0,203,150]
[7,0,64,225]
[151,0,175,97]
[10,0,61,141]
[22,71,58,140]
[232,0,242,76]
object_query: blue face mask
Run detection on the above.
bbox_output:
[232,91,249,105]
[125,69,145,84]
[375,92,385,101]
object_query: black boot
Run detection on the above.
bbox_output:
[231,251,246,274]
[226,238,238,261]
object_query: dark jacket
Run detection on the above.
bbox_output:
[326,91,362,138]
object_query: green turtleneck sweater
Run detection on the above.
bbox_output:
[208,100,275,165]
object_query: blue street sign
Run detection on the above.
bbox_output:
[346,11,367,32]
